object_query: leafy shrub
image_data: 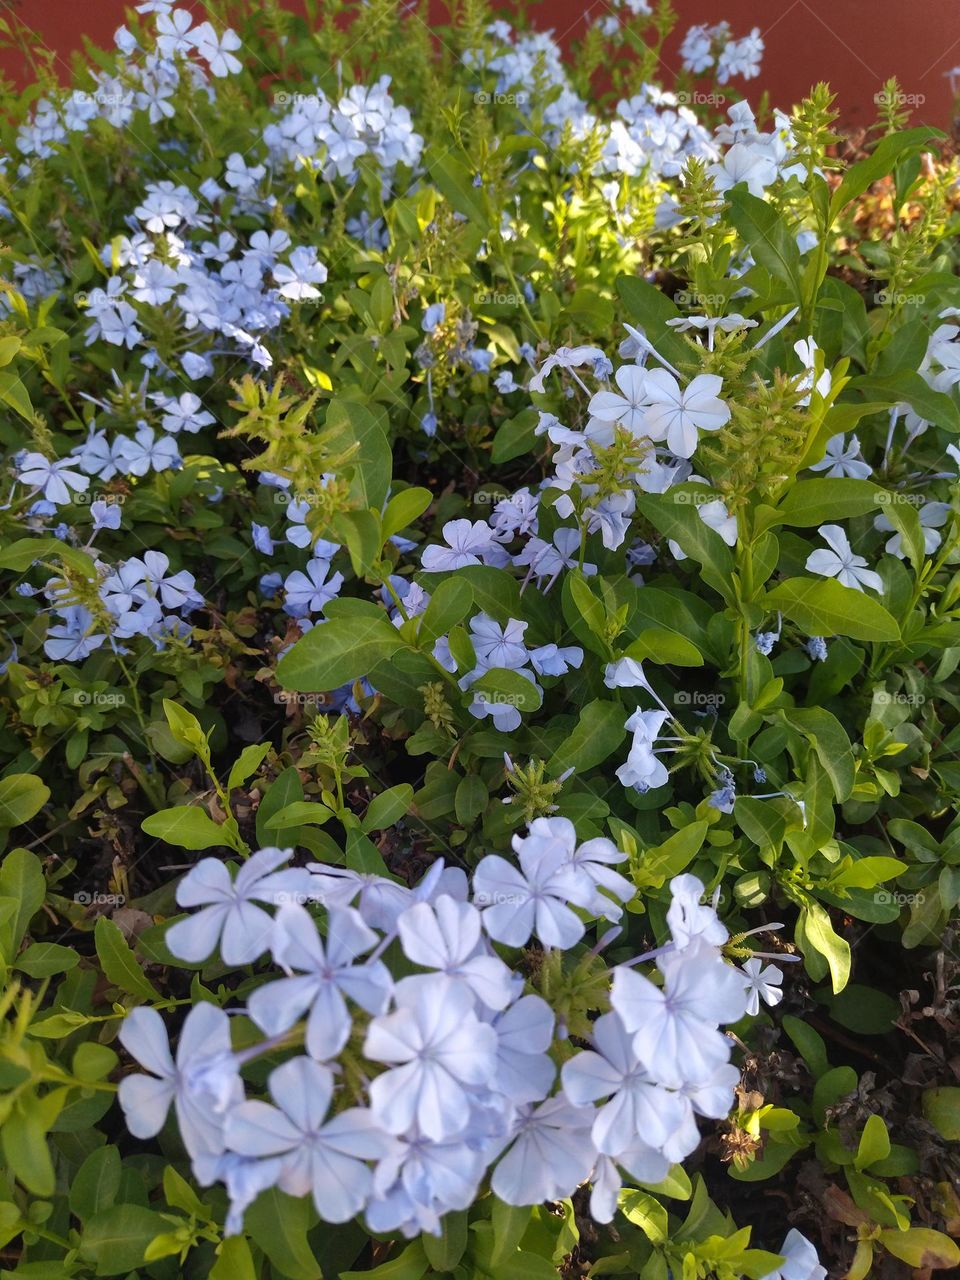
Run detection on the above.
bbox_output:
[1,2,960,1278]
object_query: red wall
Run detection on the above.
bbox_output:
[4,0,959,127]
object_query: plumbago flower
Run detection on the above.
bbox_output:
[805,524,883,593]
[225,1057,393,1222]
[247,902,393,1058]
[364,975,499,1139]
[472,821,601,947]
[165,846,312,965]
[118,1003,242,1163]
[116,843,779,1247]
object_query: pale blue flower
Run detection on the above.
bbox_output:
[166,846,312,966]
[397,896,515,1010]
[225,1057,392,1222]
[364,975,498,1140]
[248,903,392,1059]
[118,1003,241,1163]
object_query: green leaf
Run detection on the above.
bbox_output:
[423,1209,468,1271]
[824,983,898,1034]
[830,126,944,219]
[491,407,539,463]
[26,1010,95,1038]
[343,1239,428,1280]
[447,623,476,673]
[615,275,688,369]
[567,570,607,639]
[345,828,392,875]
[0,773,50,829]
[434,565,522,622]
[782,1014,829,1078]
[418,575,474,646]
[0,335,21,366]
[256,766,304,848]
[1,1103,55,1195]
[320,399,390,510]
[78,1205,169,1276]
[211,1235,258,1280]
[382,487,431,540]
[855,1114,891,1170]
[244,1188,320,1280]
[826,856,906,890]
[455,774,488,825]
[227,743,271,793]
[800,899,851,993]
[635,490,736,601]
[468,666,543,714]
[0,848,46,964]
[849,370,960,433]
[263,800,333,830]
[486,1253,558,1280]
[73,1042,118,1081]
[619,1190,668,1243]
[780,707,855,801]
[635,822,708,886]
[428,151,488,224]
[625,628,703,667]
[726,187,803,301]
[773,478,883,527]
[879,1227,960,1270]
[880,496,926,571]
[163,1165,207,1215]
[141,805,227,851]
[14,942,79,977]
[0,536,96,576]
[488,1200,533,1269]
[0,370,33,422]
[734,796,789,854]
[548,700,627,774]
[922,1086,960,1140]
[764,577,900,643]
[70,1146,122,1222]
[362,783,414,832]
[641,1164,693,1201]
[95,917,160,1001]
[333,507,382,576]
[277,615,406,692]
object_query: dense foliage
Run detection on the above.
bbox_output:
[1,2,960,1278]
